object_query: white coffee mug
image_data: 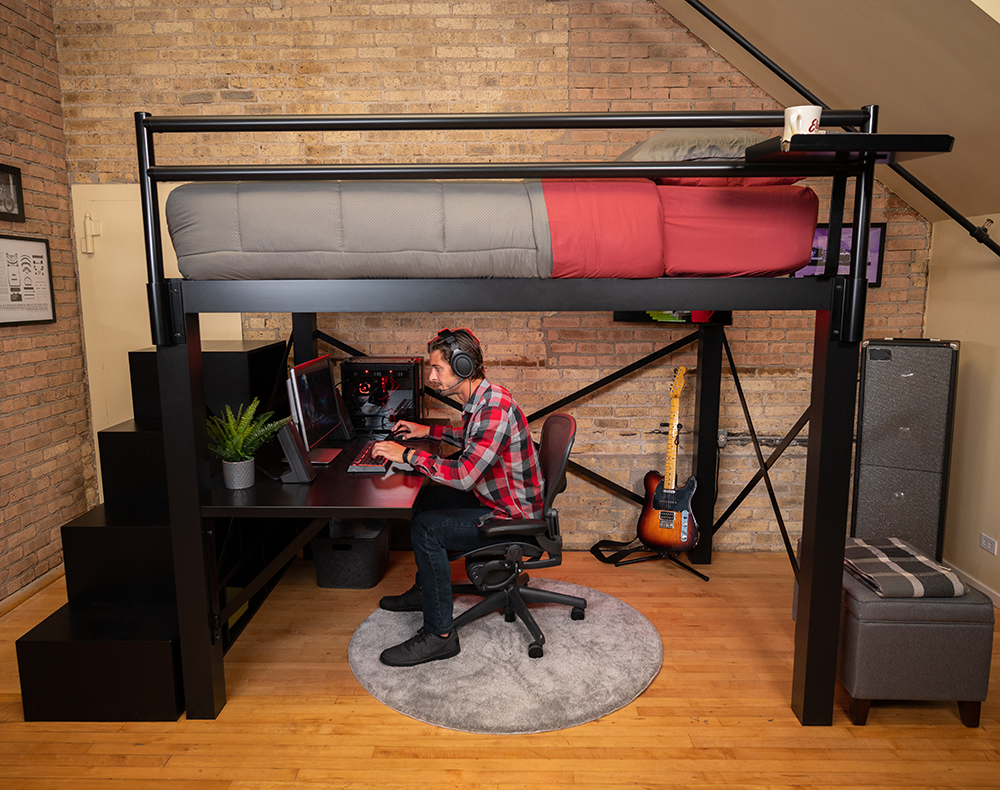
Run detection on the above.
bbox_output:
[783,105,823,142]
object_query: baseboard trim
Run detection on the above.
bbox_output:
[0,567,66,618]
[952,566,1000,609]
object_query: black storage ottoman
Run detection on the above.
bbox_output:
[311,519,390,589]
[838,570,994,726]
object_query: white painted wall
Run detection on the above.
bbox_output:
[925,216,1000,602]
[73,184,242,499]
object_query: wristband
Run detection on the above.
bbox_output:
[403,448,412,465]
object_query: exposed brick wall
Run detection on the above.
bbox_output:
[51,1,931,553]
[0,0,96,604]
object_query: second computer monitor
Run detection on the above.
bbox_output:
[288,355,345,454]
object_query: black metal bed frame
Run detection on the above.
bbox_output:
[134,106,948,725]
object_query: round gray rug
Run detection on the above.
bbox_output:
[348,579,662,734]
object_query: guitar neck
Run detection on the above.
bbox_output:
[664,394,680,488]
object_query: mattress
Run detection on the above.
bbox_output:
[165,179,818,280]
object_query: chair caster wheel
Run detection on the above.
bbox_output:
[528,643,544,659]
[571,607,585,620]
[504,606,515,622]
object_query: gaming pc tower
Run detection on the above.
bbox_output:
[340,357,423,435]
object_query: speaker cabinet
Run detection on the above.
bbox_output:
[852,339,959,560]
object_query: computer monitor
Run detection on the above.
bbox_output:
[287,355,344,464]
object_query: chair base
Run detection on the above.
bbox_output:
[452,577,586,658]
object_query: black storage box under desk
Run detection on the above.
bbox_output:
[311,519,390,589]
[16,602,184,721]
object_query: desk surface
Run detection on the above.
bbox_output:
[203,437,427,519]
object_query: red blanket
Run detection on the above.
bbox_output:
[658,184,819,277]
[542,179,818,279]
[543,180,664,279]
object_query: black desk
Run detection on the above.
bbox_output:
[176,436,431,715]
[205,437,427,519]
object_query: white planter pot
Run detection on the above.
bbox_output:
[222,459,255,490]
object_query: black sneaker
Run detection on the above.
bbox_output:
[379,583,423,612]
[380,628,461,667]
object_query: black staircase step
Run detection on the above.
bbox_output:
[16,601,183,721]
[62,505,174,604]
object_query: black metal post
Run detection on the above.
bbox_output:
[791,311,860,724]
[839,106,876,344]
[292,313,318,366]
[689,324,723,564]
[823,170,848,277]
[135,112,171,346]
[157,314,227,718]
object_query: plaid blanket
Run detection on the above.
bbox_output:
[844,537,966,598]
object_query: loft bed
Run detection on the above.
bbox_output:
[134,107,952,726]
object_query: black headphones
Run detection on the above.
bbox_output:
[437,329,476,380]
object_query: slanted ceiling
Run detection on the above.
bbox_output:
[657,0,1000,222]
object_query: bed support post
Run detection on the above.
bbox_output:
[689,324,723,564]
[791,313,860,725]
[156,314,227,718]
[292,313,318,364]
[791,109,875,724]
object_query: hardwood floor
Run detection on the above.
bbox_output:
[1,550,998,789]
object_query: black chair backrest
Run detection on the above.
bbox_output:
[538,413,576,515]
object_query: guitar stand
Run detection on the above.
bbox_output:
[590,540,709,582]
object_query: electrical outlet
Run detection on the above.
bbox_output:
[981,533,998,556]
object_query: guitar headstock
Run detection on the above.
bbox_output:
[670,366,687,398]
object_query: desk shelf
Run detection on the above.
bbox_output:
[746,133,954,165]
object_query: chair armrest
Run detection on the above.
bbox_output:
[480,518,548,537]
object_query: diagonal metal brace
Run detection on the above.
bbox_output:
[712,407,810,537]
[720,331,802,580]
[528,330,699,423]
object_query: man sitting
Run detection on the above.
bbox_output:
[372,328,543,666]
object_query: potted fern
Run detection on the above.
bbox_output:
[207,397,289,489]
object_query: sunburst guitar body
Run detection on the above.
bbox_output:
[637,471,698,552]
[635,366,699,553]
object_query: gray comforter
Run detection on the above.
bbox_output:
[166,180,554,280]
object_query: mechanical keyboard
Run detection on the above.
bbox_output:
[347,439,390,473]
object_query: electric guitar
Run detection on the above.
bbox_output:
[636,367,699,552]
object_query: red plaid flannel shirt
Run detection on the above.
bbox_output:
[408,379,543,520]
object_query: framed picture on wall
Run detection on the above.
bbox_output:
[795,222,886,287]
[0,164,25,223]
[0,234,55,326]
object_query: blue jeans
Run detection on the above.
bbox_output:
[409,485,500,635]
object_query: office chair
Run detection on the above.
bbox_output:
[451,413,586,658]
